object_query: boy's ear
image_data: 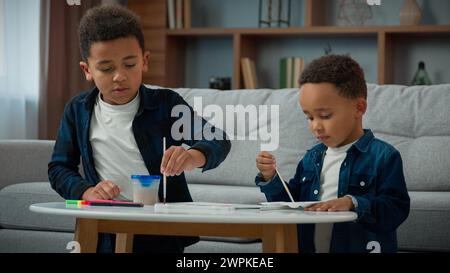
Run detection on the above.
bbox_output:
[79,61,93,81]
[142,51,150,73]
[355,98,367,117]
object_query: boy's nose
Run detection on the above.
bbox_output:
[113,71,127,82]
[311,120,324,132]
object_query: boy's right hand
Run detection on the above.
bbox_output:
[256,151,276,182]
[81,180,121,200]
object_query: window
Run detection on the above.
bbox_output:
[0,0,5,77]
[0,0,40,139]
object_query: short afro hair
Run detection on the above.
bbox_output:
[79,4,145,61]
[299,54,367,99]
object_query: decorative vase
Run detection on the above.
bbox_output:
[411,61,432,85]
[400,0,422,25]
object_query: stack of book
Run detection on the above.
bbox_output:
[167,0,191,29]
[279,57,305,89]
[241,57,258,89]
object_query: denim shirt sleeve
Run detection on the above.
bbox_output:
[354,150,410,233]
[169,92,231,172]
[254,160,304,202]
[48,102,94,200]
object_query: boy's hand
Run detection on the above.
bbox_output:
[256,151,276,181]
[161,146,206,176]
[81,180,121,200]
[304,196,354,212]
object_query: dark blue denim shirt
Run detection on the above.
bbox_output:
[256,129,410,253]
[49,85,231,202]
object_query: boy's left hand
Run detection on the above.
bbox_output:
[160,146,206,176]
[304,196,354,212]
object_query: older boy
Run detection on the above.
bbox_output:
[48,5,230,253]
[255,55,410,253]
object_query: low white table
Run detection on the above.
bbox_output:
[29,202,357,253]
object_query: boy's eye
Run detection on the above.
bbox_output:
[99,67,113,72]
[320,114,332,119]
[125,63,136,68]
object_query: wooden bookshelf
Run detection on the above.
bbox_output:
[128,0,450,89]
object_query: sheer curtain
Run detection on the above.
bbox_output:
[0,0,40,139]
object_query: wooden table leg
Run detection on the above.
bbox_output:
[262,224,298,253]
[115,233,134,253]
[74,218,99,253]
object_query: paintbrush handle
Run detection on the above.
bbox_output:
[275,168,295,203]
[163,137,167,203]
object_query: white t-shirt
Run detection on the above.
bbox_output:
[89,93,149,200]
[314,141,354,253]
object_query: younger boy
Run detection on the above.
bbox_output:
[255,55,410,253]
[48,5,230,253]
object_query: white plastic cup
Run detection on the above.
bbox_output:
[131,175,161,205]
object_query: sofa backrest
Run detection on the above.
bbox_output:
[0,140,55,190]
[172,84,450,192]
[170,86,317,188]
[1,84,449,193]
[364,84,450,192]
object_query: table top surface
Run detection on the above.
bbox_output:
[30,202,357,224]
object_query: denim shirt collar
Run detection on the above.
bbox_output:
[81,84,159,114]
[353,129,374,153]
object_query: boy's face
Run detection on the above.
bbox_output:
[80,36,149,105]
[299,83,366,148]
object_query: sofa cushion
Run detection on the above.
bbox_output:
[0,229,74,253]
[365,84,450,191]
[397,191,450,252]
[0,140,54,190]
[0,182,75,232]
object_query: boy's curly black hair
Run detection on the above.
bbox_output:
[299,54,367,99]
[78,4,145,61]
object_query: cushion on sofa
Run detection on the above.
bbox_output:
[0,182,75,232]
[0,140,54,190]
[364,84,450,192]
[397,191,450,252]
[0,229,73,253]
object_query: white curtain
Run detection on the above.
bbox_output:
[0,0,40,139]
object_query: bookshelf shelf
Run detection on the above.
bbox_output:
[129,0,450,89]
[167,25,450,36]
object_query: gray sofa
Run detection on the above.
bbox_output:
[1,83,449,253]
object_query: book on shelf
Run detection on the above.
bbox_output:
[176,0,183,29]
[286,57,292,88]
[167,0,175,29]
[293,57,305,88]
[167,0,191,29]
[279,57,305,89]
[183,0,191,29]
[241,57,258,89]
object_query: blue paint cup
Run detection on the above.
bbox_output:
[131,175,161,205]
